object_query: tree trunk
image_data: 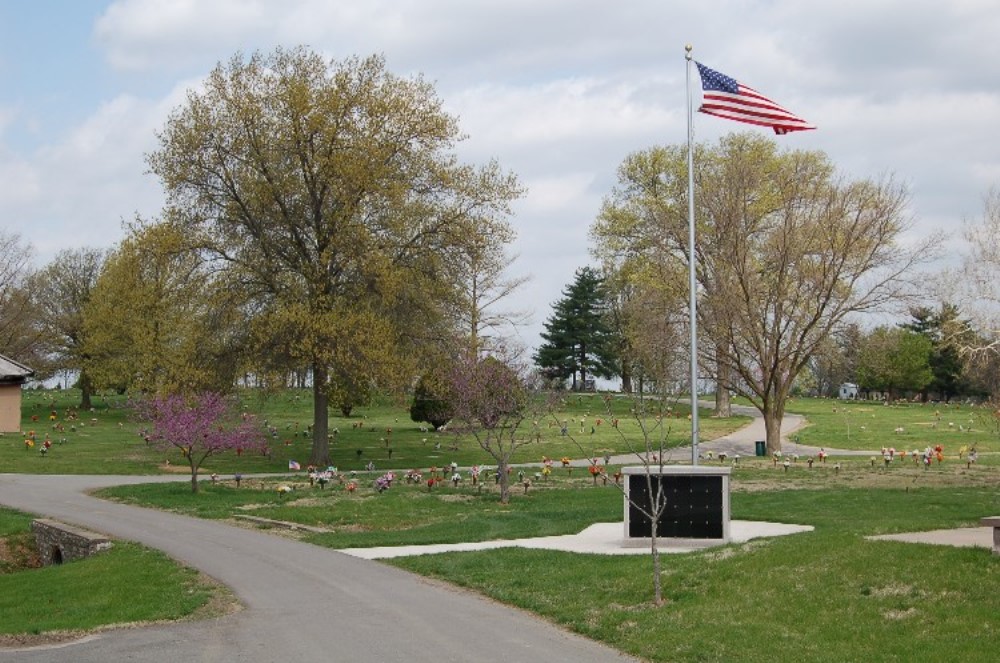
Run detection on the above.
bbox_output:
[190,468,199,494]
[497,459,511,504]
[310,362,331,467]
[620,355,633,394]
[763,403,784,454]
[651,534,663,606]
[714,384,731,418]
[78,369,93,411]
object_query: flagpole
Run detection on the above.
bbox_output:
[685,44,699,466]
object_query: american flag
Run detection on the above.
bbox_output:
[696,62,815,135]
[288,459,301,470]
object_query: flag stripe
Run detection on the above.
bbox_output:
[695,62,815,134]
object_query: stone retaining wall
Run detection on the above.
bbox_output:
[31,519,113,565]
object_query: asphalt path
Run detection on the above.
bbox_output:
[0,473,638,662]
[0,404,855,662]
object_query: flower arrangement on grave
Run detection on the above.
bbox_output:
[541,465,551,480]
[427,477,436,491]
[589,463,602,484]
[316,471,331,489]
[470,465,480,485]
[345,481,357,493]
[277,485,293,496]
[451,472,461,486]
[561,456,571,467]
[234,473,242,487]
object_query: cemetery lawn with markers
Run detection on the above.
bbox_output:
[389,473,1000,663]
[99,457,1000,663]
[0,507,235,646]
[5,389,1000,660]
[781,396,1000,453]
[6,388,749,476]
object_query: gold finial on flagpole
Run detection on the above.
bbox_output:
[685,44,693,60]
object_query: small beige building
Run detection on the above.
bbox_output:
[0,354,34,433]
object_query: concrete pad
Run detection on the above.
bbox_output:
[867,526,993,550]
[337,520,814,560]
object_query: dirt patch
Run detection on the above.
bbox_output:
[0,533,41,573]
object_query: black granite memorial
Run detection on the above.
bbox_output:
[624,466,731,543]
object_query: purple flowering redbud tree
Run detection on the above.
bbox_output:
[134,392,265,493]
[448,352,536,504]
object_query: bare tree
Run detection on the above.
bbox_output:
[0,231,43,366]
[444,232,531,356]
[944,187,1000,362]
[560,389,684,606]
[30,248,107,408]
[592,133,937,452]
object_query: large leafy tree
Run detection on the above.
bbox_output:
[82,222,245,395]
[534,266,617,390]
[901,304,969,401]
[147,48,521,465]
[856,326,933,401]
[30,248,107,408]
[592,133,934,452]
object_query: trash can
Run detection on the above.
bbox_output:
[754,440,766,457]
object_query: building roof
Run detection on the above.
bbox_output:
[0,354,34,384]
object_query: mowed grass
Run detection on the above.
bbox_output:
[99,453,999,544]
[6,388,748,475]
[0,508,232,640]
[101,459,1000,662]
[98,471,624,548]
[390,481,1000,663]
[785,396,1000,453]
[10,390,1000,658]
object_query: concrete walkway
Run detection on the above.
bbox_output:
[339,520,815,560]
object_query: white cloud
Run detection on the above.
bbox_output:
[94,0,271,71]
[4,0,999,354]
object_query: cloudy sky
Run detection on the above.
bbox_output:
[2,0,999,353]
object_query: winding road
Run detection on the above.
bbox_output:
[0,406,845,662]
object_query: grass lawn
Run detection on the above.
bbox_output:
[98,458,1000,662]
[784,396,1000,453]
[390,480,1000,662]
[7,389,1000,659]
[0,507,234,645]
[6,388,749,475]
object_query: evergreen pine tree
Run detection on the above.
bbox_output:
[533,267,617,390]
